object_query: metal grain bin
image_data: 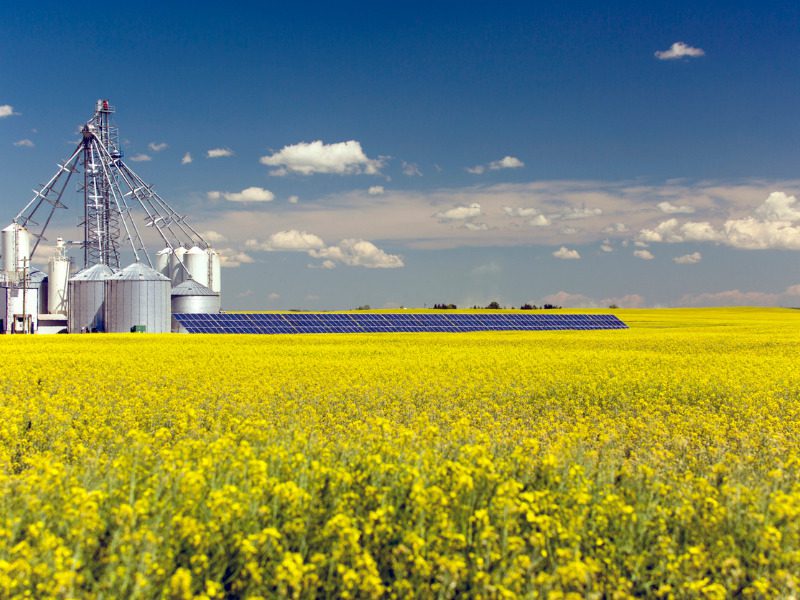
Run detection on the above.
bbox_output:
[105,262,170,333]
[68,264,115,332]
[170,279,220,332]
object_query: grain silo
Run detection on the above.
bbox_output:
[170,279,220,332]
[68,264,115,332]
[207,248,221,293]
[105,262,170,333]
[185,246,209,287]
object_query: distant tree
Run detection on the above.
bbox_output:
[356,304,371,310]
[542,303,561,310]
[608,303,619,309]
[520,303,534,310]
[486,301,501,310]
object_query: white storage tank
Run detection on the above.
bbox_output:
[170,279,220,332]
[68,264,115,332]
[170,246,188,286]
[155,247,171,278]
[0,283,39,333]
[185,246,209,287]
[105,262,170,333]
[207,248,221,293]
[48,238,70,315]
[2,223,31,282]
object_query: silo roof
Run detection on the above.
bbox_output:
[171,279,219,297]
[109,262,170,281]
[70,263,116,281]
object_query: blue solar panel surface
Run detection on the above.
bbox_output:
[173,313,628,334]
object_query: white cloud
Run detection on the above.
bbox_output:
[402,162,422,176]
[208,187,274,203]
[207,147,234,158]
[658,201,695,214]
[148,142,168,152]
[218,248,254,268]
[754,191,800,221]
[368,185,385,195]
[634,249,655,260]
[639,192,800,250]
[320,260,337,269]
[436,203,482,221]
[553,246,580,260]
[288,195,299,204]
[259,140,383,175]
[129,153,151,162]
[469,155,524,174]
[600,242,613,252]
[13,139,34,148]
[201,230,226,243]
[504,206,540,217]
[674,251,702,264]
[247,229,325,251]
[603,222,629,233]
[268,292,281,300]
[530,215,551,227]
[310,239,404,268]
[464,222,489,231]
[655,42,705,60]
[489,156,524,170]
[181,152,193,164]
[0,105,17,118]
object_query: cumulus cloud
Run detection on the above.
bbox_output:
[208,187,274,203]
[13,139,34,148]
[218,248,254,268]
[259,140,383,176]
[468,155,524,174]
[436,203,482,221]
[288,195,299,204]
[674,251,702,264]
[201,230,226,243]
[181,152,193,164]
[207,147,234,158]
[504,207,540,217]
[368,185,385,195]
[553,246,580,260]
[490,156,524,170]
[309,238,404,268]
[402,162,422,177]
[530,215,552,227]
[600,242,613,252]
[658,201,695,214]
[638,192,800,250]
[655,42,705,60]
[247,230,325,251]
[129,153,151,162]
[634,249,655,260]
[0,105,17,118]
[148,142,168,152]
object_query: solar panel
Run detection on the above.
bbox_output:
[172,313,628,334]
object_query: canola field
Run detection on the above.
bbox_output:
[1,307,799,599]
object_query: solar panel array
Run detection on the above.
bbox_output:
[173,312,628,334]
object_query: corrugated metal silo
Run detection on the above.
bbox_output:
[170,279,220,332]
[68,264,115,332]
[105,262,170,333]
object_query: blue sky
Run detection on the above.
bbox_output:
[2,1,800,309]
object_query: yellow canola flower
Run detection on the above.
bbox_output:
[0,307,797,597]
